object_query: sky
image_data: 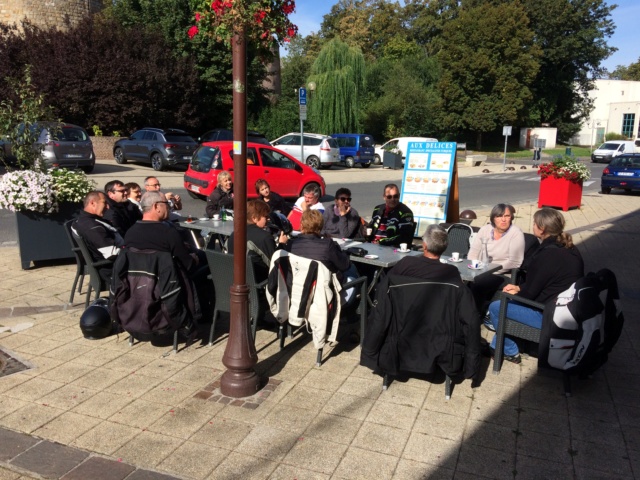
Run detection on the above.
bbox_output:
[288,0,639,72]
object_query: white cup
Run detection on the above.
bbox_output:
[399,243,408,252]
[451,252,460,261]
[366,228,373,237]
[212,214,220,221]
[471,259,480,268]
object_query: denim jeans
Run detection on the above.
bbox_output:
[488,299,543,356]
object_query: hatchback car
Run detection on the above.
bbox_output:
[331,133,375,168]
[113,128,198,171]
[198,128,270,145]
[270,133,340,169]
[601,153,640,194]
[184,141,326,200]
[1,123,95,172]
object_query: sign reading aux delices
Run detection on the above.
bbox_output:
[400,142,457,237]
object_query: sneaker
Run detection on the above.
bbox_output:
[482,316,495,332]
[486,346,522,364]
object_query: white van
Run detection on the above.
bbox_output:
[374,136,438,165]
[591,140,637,163]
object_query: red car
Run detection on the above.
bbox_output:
[184,141,326,199]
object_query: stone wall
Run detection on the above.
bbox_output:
[91,136,124,161]
[0,0,104,30]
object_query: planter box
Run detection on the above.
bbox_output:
[538,176,583,211]
[15,202,82,269]
[383,151,403,170]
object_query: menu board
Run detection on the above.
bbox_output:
[400,142,457,237]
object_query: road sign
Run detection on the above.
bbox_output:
[299,105,307,121]
[299,88,307,105]
[503,126,512,136]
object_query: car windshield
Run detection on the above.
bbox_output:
[190,146,221,172]
[610,156,640,168]
[165,133,195,142]
[361,136,374,147]
[50,127,88,142]
[326,138,338,148]
[598,143,621,151]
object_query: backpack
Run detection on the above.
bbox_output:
[538,268,623,378]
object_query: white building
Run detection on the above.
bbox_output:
[570,79,640,147]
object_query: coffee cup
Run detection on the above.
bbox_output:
[471,259,480,268]
[366,227,373,237]
[399,243,408,252]
[451,252,460,261]
[212,214,220,221]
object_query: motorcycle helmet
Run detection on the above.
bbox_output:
[267,211,293,236]
[80,298,113,339]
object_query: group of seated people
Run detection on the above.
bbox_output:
[72,170,584,363]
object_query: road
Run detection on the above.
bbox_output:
[0,159,607,245]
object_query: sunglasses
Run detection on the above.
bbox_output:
[385,194,400,200]
[338,197,352,202]
[154,201,169,206]
[113,189,126,193]
[148,183,161,188]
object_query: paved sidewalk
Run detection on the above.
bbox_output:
[0,188,639,479]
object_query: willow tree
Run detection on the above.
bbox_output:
[308,38,365,134]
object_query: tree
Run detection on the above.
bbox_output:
[609,58,640,81]
[308,38,365,134]
[436,2,541,149]
[521,0,616,140]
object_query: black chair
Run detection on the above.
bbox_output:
[71,229,113,308]
[443,223,474,258]
[63,220,88,305]
[204,249,268,345]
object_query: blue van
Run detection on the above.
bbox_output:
[330,133,375,168]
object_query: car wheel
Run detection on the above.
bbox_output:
[373,154,381,165]
[306,156,320,169]
[361,161,371,169]
[591,159,598,163]
[345,156,355,168]
[300,182,321,198]
[82,164,95,173]
[151,153,166,171]
[601,187,611,194]
[114,148,127,164]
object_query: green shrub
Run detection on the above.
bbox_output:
[605,132,628,141]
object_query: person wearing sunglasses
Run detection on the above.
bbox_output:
[367,183,414,247]
[321,187,361,239]
[144,176,182,212]
[103,179,142,236]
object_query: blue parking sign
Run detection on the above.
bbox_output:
[299,88,307,105]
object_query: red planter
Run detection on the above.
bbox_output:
[538,176,583,211]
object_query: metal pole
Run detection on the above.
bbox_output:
[502,134,508,171]
[219,30,259,398]
[300,117,304,163]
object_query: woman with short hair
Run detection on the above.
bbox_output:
[486,208,584,363]
[205,171,234,218]
[255,179,291,215]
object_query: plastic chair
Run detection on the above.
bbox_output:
[71,229,113,309]
[443,223,474,258]
[63,220,88,304]
[204,250,268,345]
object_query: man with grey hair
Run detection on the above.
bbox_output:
[389,224,464,286]
[287,183,325,231]
[124,191,200,274]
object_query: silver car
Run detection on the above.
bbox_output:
[113,128,198,171]
[270,133,340,169]
[1,123,96,172]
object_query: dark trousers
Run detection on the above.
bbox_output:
[469,273,509,314]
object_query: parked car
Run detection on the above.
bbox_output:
[601,153,640,194]
[113,128,198,171]
[198,128,270,145]
[184,141,326,199]
[0,123,95,172]
[330,133,375,168]
[591,140,638,163]
[270,133,340,169]
[374,136,438,165]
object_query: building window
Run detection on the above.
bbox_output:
[622,113,635,138]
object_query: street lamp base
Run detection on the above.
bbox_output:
[219,368,260,398]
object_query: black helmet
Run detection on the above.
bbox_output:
[80,298,113,339]
[267,211,293,236]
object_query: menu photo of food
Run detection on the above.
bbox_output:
[429,153,452,171]
[407,153,429,170]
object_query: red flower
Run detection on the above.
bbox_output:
[254,10,267,23]
[195,12,201,22]
[287,26,297,38]
[188,25,199,39]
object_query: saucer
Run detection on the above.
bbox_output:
[467,264,484,270]
[199,218,209,221]
[364,254,379,260]
[397,249,410,254]
[448,258,463,263]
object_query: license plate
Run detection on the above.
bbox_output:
[65,154,83,158]
[190,185,200,193]
[616,172,634,176]
[183,155,191,160]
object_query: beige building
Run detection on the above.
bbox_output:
[0,0,104,30]
[571,79,640,147]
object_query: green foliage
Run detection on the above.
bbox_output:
[609,57,640,81]
[604,132,628,141]
[91,125,103,136]
[0,65,57,171]
[308,38,365,134]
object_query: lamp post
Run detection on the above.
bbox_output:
[219,30,260,398]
